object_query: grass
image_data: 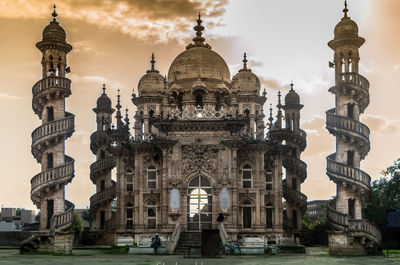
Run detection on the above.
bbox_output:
[99,246,128,254]
[21,251,74,256]
[382,249,400,258]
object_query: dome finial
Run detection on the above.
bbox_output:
[243,52,248,70]
[193,13,205,46]
[268,104,274,130]
[102,84,106,94]
[116,89,121,110]
[290,81,294,91]
[343,0,349,17]
[150,53,155,71]
[52,4,58,21]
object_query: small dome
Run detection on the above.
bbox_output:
[138,54,165,95]
[138,71,165,94]
[231,69,260,93]
[96,86,112,109]
[334,16,358,39]
[168,46,230,82]
[285,84,300,106]
[42,20,66,43]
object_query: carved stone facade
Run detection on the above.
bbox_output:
[89,15,307,246]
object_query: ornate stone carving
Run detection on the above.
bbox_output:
[181,144,218,175]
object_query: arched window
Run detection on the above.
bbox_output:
[47,153,53,169]
[100,150,106,159]
[242,200,252,229]
[242,164,252,188]
[147,201,157,229]
[126,203,133,230]
[126,169,133,191]
[187,175,212,230]
[47,107,54,122]
[147,165,157,189]
[266,171,273,190]
[266,203,273,229]
[194,91,204,111]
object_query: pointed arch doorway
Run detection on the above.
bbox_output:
[187,174,212,231]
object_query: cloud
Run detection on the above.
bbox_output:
[362,114,400,134]
[0,93,23,100]
[259,77,285,91]
[71,40,106,55]
[0,0,229,43]
[301,115,333,157]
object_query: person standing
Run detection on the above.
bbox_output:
[151,233,161,254]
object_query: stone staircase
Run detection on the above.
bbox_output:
[174,232,201,255]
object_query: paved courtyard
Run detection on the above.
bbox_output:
[0,248,399,265]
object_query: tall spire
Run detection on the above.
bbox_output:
[124,108,130,132]
[52,4,58,22]
[268,104,274,130]
[147,53,159,73]
[343,0,349,18]
[187,13,211,49]
[275,91,283,129]
[116,89,123,129]
[243,52,248,70]
[150,53,155,71]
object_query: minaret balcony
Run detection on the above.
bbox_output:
[327,200,381,244]
[282,155,307,183]
[32,76,71,116]
[90,157,116,183]
[51,200,75,233]
[31,156,74,205]
[90,184,117,210]
[90,131,112,154]
[31,113,75,161]
[268,129,307,151]
[337,72,369,93]
[326,109,370,142]
[326,153,371,191]
[283,186,307,210]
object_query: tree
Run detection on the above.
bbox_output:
[81,208,95,232]
[71,213,83,234]
[364,158,400,224]
[35,212,40,222]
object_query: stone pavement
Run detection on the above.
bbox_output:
[0,248,399,265]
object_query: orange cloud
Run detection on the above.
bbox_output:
[362,114,400,134]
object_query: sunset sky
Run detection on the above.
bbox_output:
[0,0,399,211]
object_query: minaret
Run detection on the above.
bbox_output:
[31,5,75,232]
[326,1,380,253]
[90,85,116,230]
[282,83,307,231]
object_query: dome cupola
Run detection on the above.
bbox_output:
[138,53,165,95]
[231,53,261,93]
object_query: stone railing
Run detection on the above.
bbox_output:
[218,222,229,245]
[268,128,307,150]
[31,156,74,193]
[90,157,116,182]
[327,200,348,229]
[166,222,181,254]
[327,200,381,243]
[51,200,74,233]
[32,76,71,99]
[336,72,369,94]
[283,186,307,208]
[283,155,307,180]
[326,108,369,141]
[31,112,74,146]
[90,184,117,207]
[349,219,382,242]
[326,153,370,189]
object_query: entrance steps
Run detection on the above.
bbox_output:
[174,231,201,255]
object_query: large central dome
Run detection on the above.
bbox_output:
[167,15,230,83]
[167,46,230,82]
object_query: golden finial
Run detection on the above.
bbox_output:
[52,4,58,21]
[243,52,248,70]
[343,0,349,17]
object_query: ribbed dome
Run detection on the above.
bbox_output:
[231,69,260,93]
[334,16,358,39]
[285,89,300,105]
[167,46,230,82]
[42,20,66,43]
[138,71,165,94]
[96,88,112,110]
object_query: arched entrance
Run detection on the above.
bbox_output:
[187,174,212,230]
